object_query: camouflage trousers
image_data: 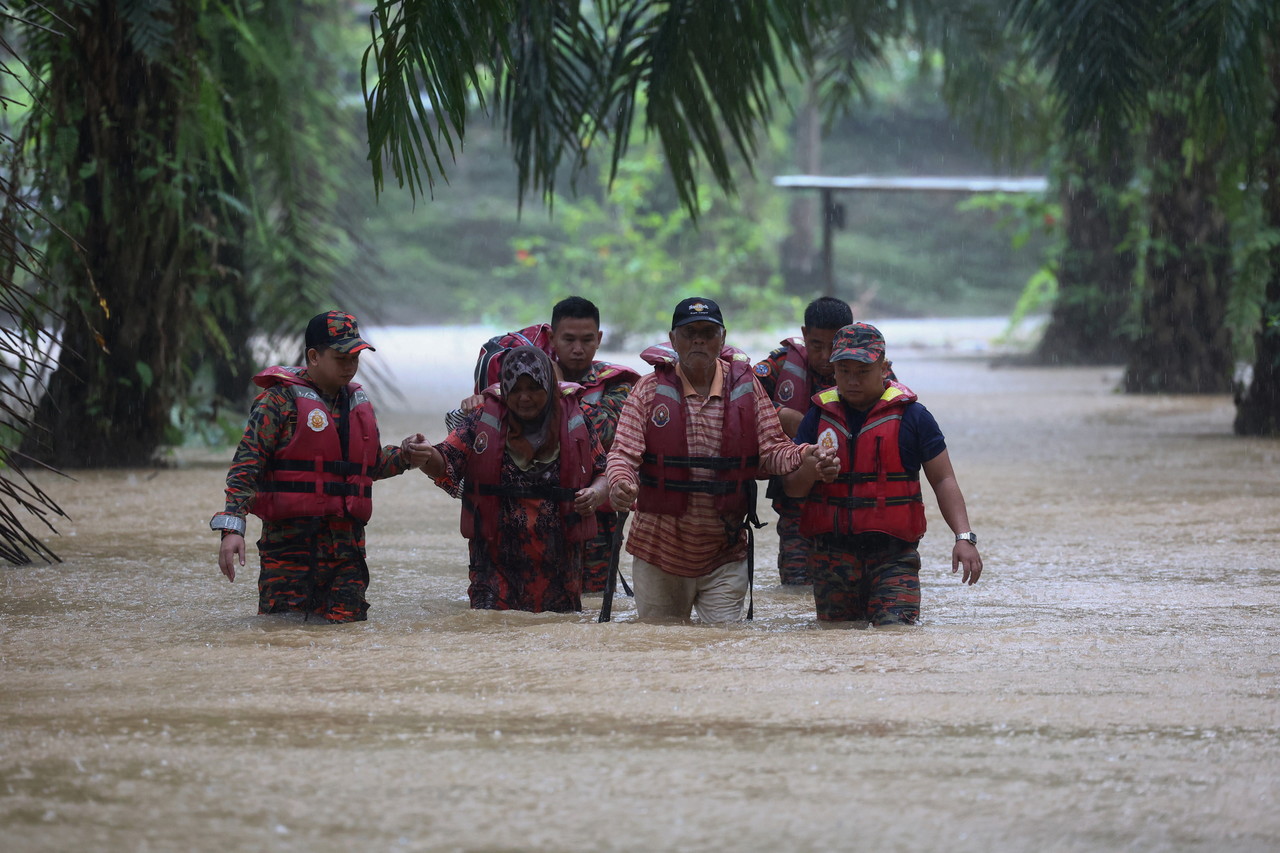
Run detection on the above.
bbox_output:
[773,498,811,585]
[257,517,370,623]
[581,510,619,594]
[809,533,921,626]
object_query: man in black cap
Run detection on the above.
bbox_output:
[785,322,983,627]
[606,297,835,623]
[210,311,431,622]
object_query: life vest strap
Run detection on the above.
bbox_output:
[844,471,919,484]
[267,459,367,477]
[640,452,760,471]
[474,483,579,502]
[259,481,373,498]
[637,474,742,495]
[819,493,922,509]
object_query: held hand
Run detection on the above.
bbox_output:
[413,443,441,475]
[459,393,484,412]
[218,533,246,582]
[815,444,840,483]
[609,480,638,511]
[401,433,430,466]
[574,484,606,515]
[952,541,983,585]
[403,436,435,469]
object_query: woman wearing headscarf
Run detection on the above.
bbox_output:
[418,345,608,612]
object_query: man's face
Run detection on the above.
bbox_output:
[307,347,360,396]
[669,321,725,372]
[833,358,889,411]
[801,326,838,377]
[550,317,602,380]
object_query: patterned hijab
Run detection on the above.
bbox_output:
[500,345,558,466]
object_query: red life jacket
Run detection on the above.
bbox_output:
[461,384,598,546]
[579,361,641,408]
[249,366,380,523]
[768,337,819,415]
[635,357,761,518]
[799,380,927,542]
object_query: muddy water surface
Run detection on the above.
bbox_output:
[3,331,1278,852]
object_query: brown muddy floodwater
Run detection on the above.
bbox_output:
[3,328,1279,853]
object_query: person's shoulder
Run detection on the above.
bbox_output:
[251,383,294,411]
[901,399,942,434]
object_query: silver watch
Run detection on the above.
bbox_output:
[210,515,246,536]
[955,531,978,545]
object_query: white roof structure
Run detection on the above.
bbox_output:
[772,174,1050,295]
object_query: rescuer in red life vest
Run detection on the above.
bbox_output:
[210,311,432,623]
[785,322,983,627]
[752,296,854,586]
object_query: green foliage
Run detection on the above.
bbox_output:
[958,191,1063,328]
[363,0,822,216]
[499,140,799,345]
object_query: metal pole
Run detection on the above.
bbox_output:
[821,188,835,297]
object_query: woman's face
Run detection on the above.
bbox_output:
[508,374,548,421]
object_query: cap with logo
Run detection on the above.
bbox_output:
[829,322,885,363]
[305,311,376,354]
[671,297,724,329]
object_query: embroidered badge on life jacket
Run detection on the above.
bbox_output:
[778,379,795,402]
[818,427,838,453]
[652,404,671,427]
[307,408,329,432]
[474,431,489,454]
[754,362,771,376]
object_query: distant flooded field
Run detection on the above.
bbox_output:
[2,322,1278,852]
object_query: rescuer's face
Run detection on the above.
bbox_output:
[833,358,888,411]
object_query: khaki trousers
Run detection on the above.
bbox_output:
[631,556,749,624]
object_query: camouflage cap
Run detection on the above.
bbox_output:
[829,322,885,363]
[305,311,376,354]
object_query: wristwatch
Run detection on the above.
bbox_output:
[955,531,978,545]
[210,514,246,537]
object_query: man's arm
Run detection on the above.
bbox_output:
[605,376,651,510]
[921,449,983,585]
[214,390,288,582]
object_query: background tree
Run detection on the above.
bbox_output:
[14,0,365,467]
[1010,0,1279,406]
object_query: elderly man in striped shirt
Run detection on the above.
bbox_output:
[606,297,836,623]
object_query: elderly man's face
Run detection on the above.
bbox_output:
[669,320,725,372]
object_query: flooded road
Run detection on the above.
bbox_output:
[3,325,1278,852]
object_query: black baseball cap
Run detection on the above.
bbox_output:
[671,297,724,329]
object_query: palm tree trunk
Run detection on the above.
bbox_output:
[1234,44,1280,435]
[1124,90,1233,394]
[1034,125,1136,365]
[20,1,205,467]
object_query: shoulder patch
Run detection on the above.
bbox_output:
[754,362,772,376]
